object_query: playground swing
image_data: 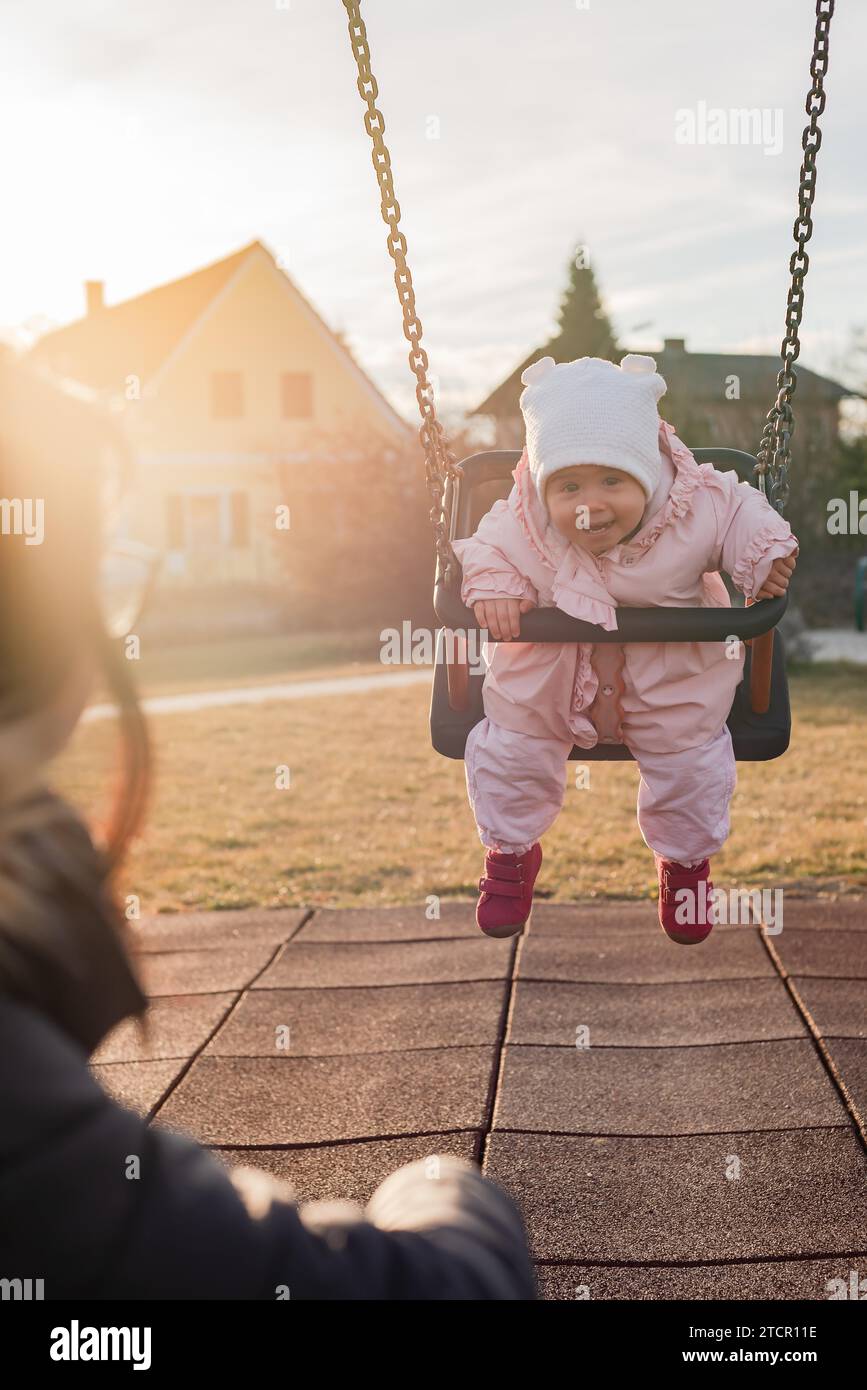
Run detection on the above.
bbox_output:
[343,0,835,764]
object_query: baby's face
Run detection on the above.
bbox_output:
[545,464,647,554]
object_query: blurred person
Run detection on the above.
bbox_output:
[0,349,536,1300]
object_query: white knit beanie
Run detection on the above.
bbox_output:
[519,354,667,516]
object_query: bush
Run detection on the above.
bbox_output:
[272,421,476,640]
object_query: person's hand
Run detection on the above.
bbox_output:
[755,546,798,600]
[472,597,535,640]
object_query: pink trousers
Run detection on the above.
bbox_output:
[464,718,737,867]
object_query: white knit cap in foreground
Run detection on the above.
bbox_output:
[519,353,668,514]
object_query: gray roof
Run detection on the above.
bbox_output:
[471,339,861,417]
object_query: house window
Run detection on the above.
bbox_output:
[230,490,250,548]
[211,371,244,418]
[187,495,222,550]
[280,372,313,419]
[165,494,185,549]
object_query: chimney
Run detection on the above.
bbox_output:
[663,337,686,352]
[85,280,105,315]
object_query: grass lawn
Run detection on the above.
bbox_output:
[54,662,867,914]
[122,630,392,697]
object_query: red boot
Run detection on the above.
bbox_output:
[655,853,715,945]
[476,843,543,938]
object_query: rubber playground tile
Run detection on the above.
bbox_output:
[494,1039,848,1135]
[817,1039,867,1127]
[297,903,481,942]
[483,1128,867,1262]
[517,930,775,985]
[536,1257,866,1301]
[91,1060,184,1115]
[204,981,506,1057]
[154,1046,497,1145]
[508,978,807,1048]
[129,907,305,954]
[772,898,867,931]
[529,901,706,937]
[770,929,867,979]
[136,945,277,997]
[93,992,238,1063]
[791,978,867,1038]
[255,936,513,990]
[211,1132,479,1207]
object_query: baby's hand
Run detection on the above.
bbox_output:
[472,597,535,640]
[755,546,798,600]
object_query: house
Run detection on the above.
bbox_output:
[471,337,858,459]
[28,240,413,586]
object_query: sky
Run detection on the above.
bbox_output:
[2,0,866,433]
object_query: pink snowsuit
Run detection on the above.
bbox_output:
[450,419,798,865]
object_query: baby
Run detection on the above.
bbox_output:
[450,354,798,945]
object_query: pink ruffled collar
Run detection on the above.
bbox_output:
[626,421,701,551]
[509,444,562,567]
[508,418,701,565]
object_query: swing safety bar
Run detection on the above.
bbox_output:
[433,448,788,717]
[344,0,832,749]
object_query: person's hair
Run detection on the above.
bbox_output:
[0,348,151,1044]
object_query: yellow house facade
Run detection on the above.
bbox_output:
[29,240,413,587]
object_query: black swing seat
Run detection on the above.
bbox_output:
[431,448,792,763]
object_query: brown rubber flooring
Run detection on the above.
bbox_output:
[91,897,867,1301]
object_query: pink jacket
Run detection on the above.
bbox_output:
[450,420,798,754]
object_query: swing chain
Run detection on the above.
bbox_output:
[342,0,462,587]
[756,0,834,515]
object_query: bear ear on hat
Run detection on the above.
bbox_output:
[520,356,556,387]
[620,352,667,401]
[620,353,657,374]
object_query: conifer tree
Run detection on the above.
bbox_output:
[544,240,620,362]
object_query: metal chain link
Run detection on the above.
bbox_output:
[756,0,835,514]
[342,0,462,585]
[344,0,833,536]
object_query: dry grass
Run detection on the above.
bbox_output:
[54,663,867,914]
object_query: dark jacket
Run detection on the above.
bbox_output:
[0,792,537,1300]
